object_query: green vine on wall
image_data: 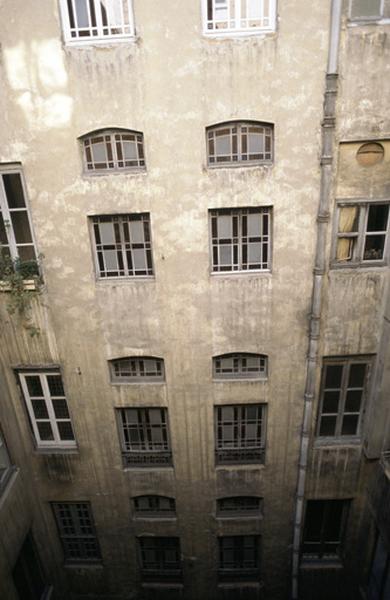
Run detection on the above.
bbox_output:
[0,249,43,337]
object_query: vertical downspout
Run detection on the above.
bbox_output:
[291,2,342,599]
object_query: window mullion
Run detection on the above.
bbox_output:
[357,204,368,261]
[0,176,18,260]
[19,375,42,445]
[238,211,243,270]
[94,0,104,37]
[234,0,240,29]
[119,218,129,276]
[337,363,349,436]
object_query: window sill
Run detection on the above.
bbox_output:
[206,161,273,170]
[64,562,103,569]
[141,582,184,589]
[134,516,177,521]
[348,18,390,27]
[82,168,147,178]
[123,465,174,472]
[213,377,268,383]
[34,447,79,455]
[330,261,388,270]
[203,29,275,39]
[313,438,362,449]
[300,559,343,570]
[215,514,262,521]
[110,380,166,386]
[215,463,265,471]
[64,36,137,48]
[210,270,271,279]
[95,276,155,284]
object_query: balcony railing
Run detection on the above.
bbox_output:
[122,451,172,468]
[215,448,265,466]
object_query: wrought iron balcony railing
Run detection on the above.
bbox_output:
[122,451,173,468]
[215,448,265,466]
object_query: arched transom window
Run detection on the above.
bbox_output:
[207,121,273,167]
[213,353,268,379]
[81,129,145,173]
[109,357,165,382]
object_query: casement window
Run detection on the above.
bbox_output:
[12,533,50,600]
[59,0,135,43]
[109,357,164,383]
[91,214,153,278]
[81,129,145,173]
[210,208,271,273]
[116,408,172,468]
[207,122,273,167]
[215,404,266,465]
[302,500,350,561]
[52,502,101,562]
[138,537,182,580]
[333,202,389,266]
[133,496,176,518]
[218,536,260,579]
[0,429,15,495]
[18,371,76,450]
[213,353,267,380]
[316,358,371,439]
[203,0,276,35]
[349,0,389,21]
[217,497,263,517]
[0,168,37,264]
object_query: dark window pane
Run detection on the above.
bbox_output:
[304,502,324,541]
[345,390,363,412]
[31,399,49,419]
[366,204,389,232]
[52,399,70,419]
[348,364,366,387]
[341,414,359,436]
[364,235,386,260]
[47,375,65,397]
[2,174,26,208]
[319,416,337,436]
[17,246,36,261]
[325,365,343,388]
[322,391,340,413]
[324,501,344,540]
[10,212,33,244]
[25,376,43,397]
[37,422,54,441]
[57,422,75,441]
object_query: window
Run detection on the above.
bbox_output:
[110,357,164,383]
[210,208,271,273]
[203,0,276,34]
[116,408,172,468]
[52,502,101,563]
[215,404,266,465]
[213,353,267,380]
[349,0,386,21]
[218,536,260,580]
[12,532,50,600]
[91,214,153,278]
[0,429,15,495]
[316,358,371,439]
[302,500,350,561]
[0,168,37,264]
[133,495,176,518]
[207,122,273,167]
[356,143,385,167]
[138,537,182,580]
[59,0,135,43]
[81,129,145,173]
[217,497,263,517]
[18,371,76,450]
[333,202,389,266]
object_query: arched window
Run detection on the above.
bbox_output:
[206,121,273,167]
[133,495,176,517]
[80,128,145,173]
[217,496,263,517]
[213,353,268,379]
[109,357,165,382]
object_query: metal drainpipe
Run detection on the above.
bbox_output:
[291,1,342,598]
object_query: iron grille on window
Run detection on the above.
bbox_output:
[52,502,101,562]
[217,497,263,517]
[91,214,153,278]
[215,404,266,465]
[302,500,350,561]
[0,168,37,264]
[207,122,273,166]
[59,0,135,43]
[334,202,389,266]
[218,536,260,580]
[134,496,176,518]
[110,357,164,383]
[18,371,76,449]
[316,358,371,438]
[210,208,271,272]
[81,129,145,173]
[213,353,267,379]
[204,0,276,34]
[117,408,172,468]
[138,537,182,580]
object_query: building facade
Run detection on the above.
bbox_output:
[0,1,389,599]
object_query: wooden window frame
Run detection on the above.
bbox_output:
[215,404,266,465]
[301,499,350,562]
[81,129,145,174]
[213,353,268,380]
[52,502,101,563]
[109,357,165,383]
[206,121,273,167]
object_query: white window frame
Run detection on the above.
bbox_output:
[213,353,268,380]
[59,0,135,45]
[209,207,272,273]
[81,129,145,174]
[332,200,390,268]
[109,356,165,383]
[18,371,77,450]
[0,166,37,264]
[202,0,276,36]
[206,121,273,167]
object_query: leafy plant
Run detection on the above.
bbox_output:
[0,249,43,337]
